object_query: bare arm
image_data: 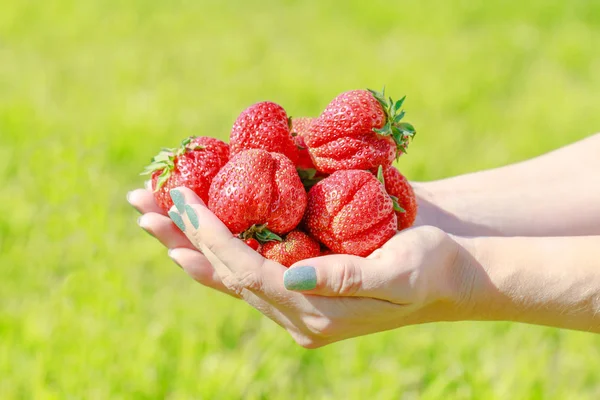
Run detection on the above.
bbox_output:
[458,235,600,333]
[415,132,600,236]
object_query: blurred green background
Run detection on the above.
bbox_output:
[2,0,600,398]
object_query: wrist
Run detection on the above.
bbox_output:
[440,235,493,322]
[401,231,485,325]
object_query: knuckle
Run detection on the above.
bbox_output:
[302,315,336,338]
[330,262,363,296]
[289,331,326,349]
[418,225,446,242]
[221,269,262,295]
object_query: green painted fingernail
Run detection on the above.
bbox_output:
[170,189,185,213]
[284,266,317,291]
[184,204,199,229]
[168,211,186,232]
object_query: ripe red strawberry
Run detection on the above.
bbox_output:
[208,149,307,236]
[260,230,320,267]
[244,238,261,252]
[291,117,328,190]
[230,101,299,164]
[377,165,418,231]
[304,88,416,173]
[291,117,316,170]
[143,136,229,213]
[303,170,398,257]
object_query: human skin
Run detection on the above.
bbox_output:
[412,132,600,236]
[127,132,600,347]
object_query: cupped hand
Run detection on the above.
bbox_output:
[127,186,238,298]
[135,186,476,348]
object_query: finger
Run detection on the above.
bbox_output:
[134,187,301,330]
[138,212,197,250]
[169,187,288,280]
[127,188,165,215]
[169,187,303,304]
[170,246,294,331]
[284,254,409,303]
[168,248,239,298]
[168,187,265,270]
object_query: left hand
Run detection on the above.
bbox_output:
[141,186,475,348]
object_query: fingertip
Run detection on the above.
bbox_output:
[167,248,183,269]
[137,214,148,229]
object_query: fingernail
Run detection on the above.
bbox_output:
[168,249,182,269]
[137,216,156,238]
[170,189,185,213]
[283,266,317,291]
[128,191,142,214]
[184,204,199,229]
[168,210,186,232]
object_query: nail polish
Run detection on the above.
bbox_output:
[168,211,186,232]
[170,189,185,213]
[184,204,199,229]
[283,266,317,291]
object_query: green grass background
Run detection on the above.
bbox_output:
[2,0,600,398]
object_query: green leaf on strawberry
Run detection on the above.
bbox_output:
[376,165,405,213]
[141,136,207,192]
[240,224,283,244]
[367,87,416,157]
[297,168,327,191]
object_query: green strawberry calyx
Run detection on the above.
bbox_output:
[240,224,283,244]
[376,165,406,213]
[141,136,205,192]
[297,167,326,191]
[368,87,416,157]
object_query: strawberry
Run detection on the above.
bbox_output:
[304,88,416,173]
[291,117,328,190]
[230,101,299,164]
[320,248,336,256]
[376,165,418,231]
[208,149,307,237]
[260,230,320,267]
[143,136,229,213]
[303,170,398,257]
[244,238,261,252]
[291,117,316,169]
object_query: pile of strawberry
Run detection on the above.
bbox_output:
[143,88,417,267]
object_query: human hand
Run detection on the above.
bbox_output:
[126,181,446,298]
[127,185,238,298]
[149,186,475,347]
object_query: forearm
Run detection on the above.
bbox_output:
[457,235,600,333]
[414,132,600,236]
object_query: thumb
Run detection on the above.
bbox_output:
[283,254,395,300]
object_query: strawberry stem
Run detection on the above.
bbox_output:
[297,168,325,191]
[240,224,283,244]
[141,136,205,192]
[367,87,416,158]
